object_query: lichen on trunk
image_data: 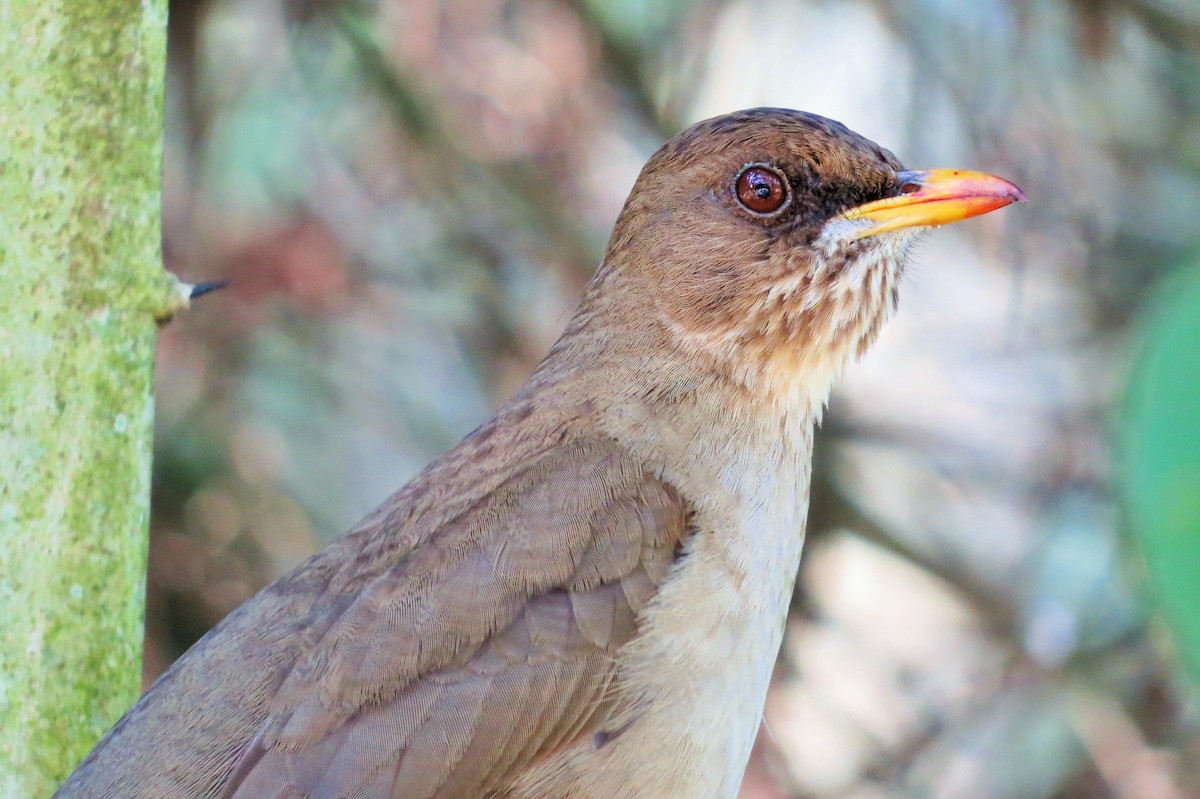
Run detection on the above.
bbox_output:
[0,1,172,795]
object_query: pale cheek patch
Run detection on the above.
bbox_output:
[816,217,873,251]
[816,217,923,258]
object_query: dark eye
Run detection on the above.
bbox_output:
[735,165,790,215]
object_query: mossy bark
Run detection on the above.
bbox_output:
[0,2,172,795]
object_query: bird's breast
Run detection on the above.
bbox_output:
[519,416,813,799]
[628,442,810,797]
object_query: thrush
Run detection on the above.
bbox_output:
[56,108,1023,799]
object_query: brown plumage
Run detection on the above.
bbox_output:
[56,108,1023,799]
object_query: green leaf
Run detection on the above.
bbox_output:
[1121,257,1200,684]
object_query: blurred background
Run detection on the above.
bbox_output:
[150,0,1200,796]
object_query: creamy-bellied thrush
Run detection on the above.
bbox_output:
[56,108,1024,799]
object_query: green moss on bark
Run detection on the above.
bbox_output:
[0,1,171,795]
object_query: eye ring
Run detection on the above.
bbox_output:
[734,164,790,216]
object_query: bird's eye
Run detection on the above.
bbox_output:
[734,165,790,216]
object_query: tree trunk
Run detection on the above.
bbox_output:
[0,2,172,795]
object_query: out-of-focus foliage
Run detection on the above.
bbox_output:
[1122,260,1200,685]
[154,0,1200,796]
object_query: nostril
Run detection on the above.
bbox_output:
[899,181,921,195]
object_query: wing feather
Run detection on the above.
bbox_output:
[223,435,690,799]
[54,417,690,799]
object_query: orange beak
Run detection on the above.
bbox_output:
[844,169,1026,239]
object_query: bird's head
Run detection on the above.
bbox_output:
[586,108,1024,414]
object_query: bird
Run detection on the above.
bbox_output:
[56,108,1024,799]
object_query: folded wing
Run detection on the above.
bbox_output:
[220,434,691,799]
